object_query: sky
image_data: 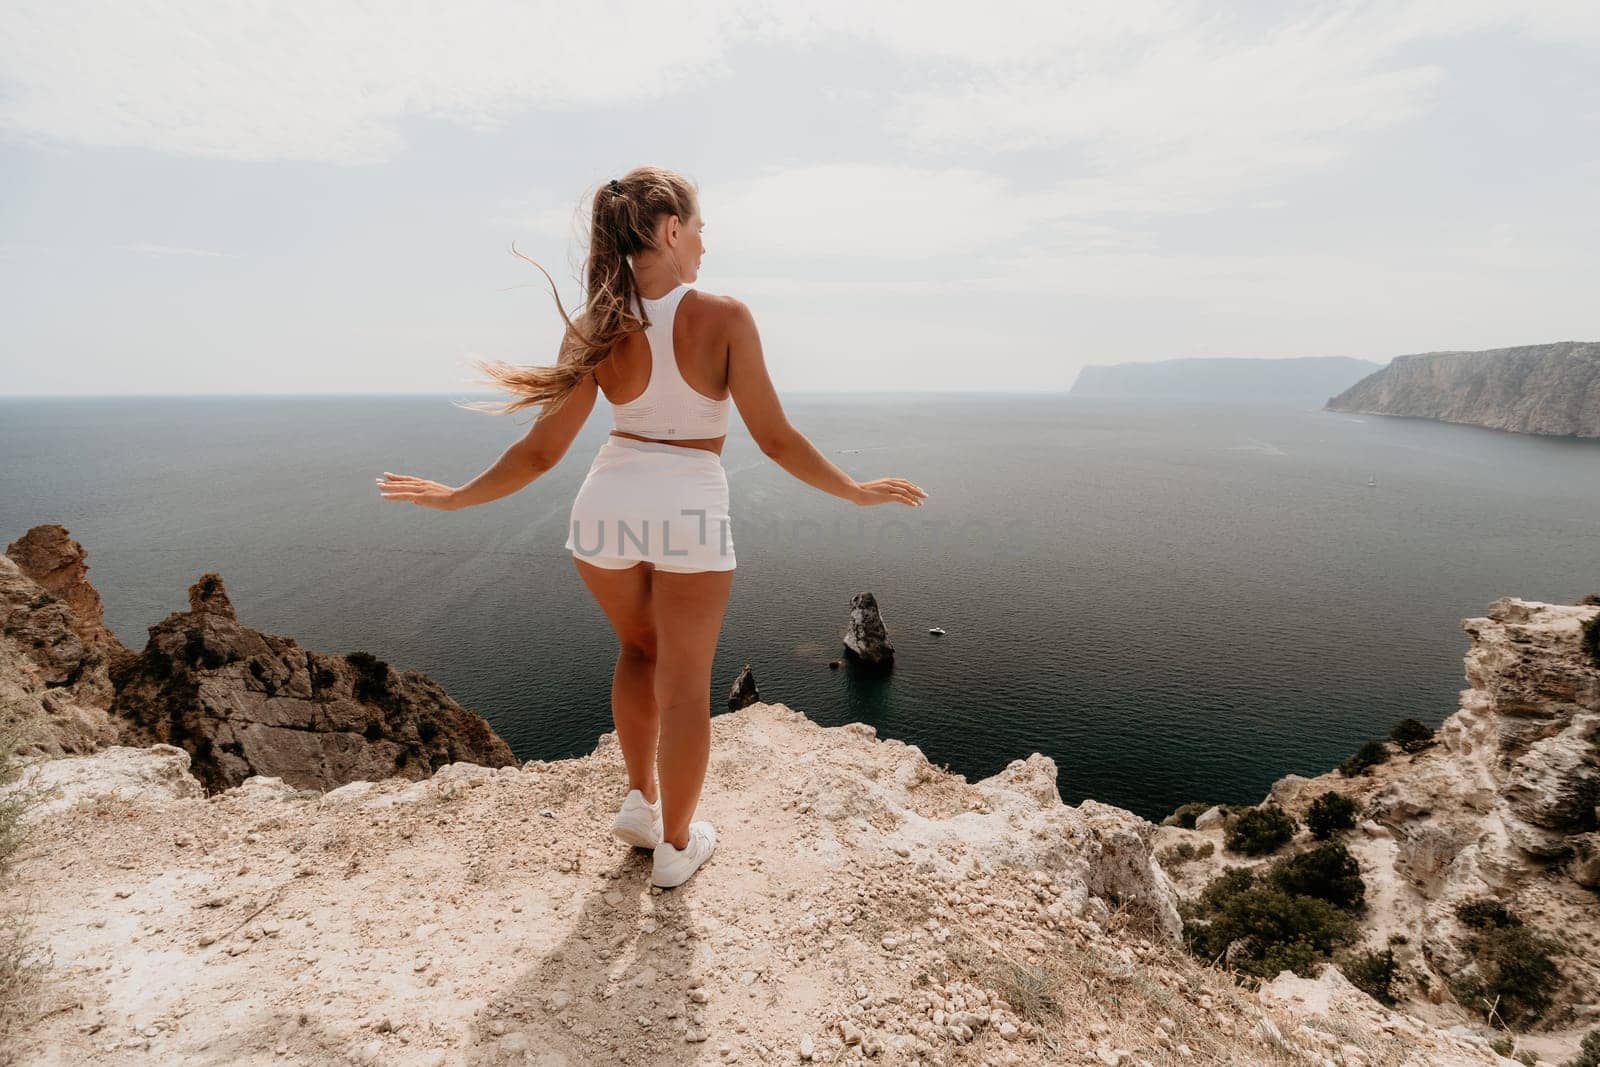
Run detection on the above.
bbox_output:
[1,1,1597,396]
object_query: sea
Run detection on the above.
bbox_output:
[3,392,1597,822]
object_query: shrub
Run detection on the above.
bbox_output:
[1268,842,1366,912]
[1,708,51,1040]
[1339,739,1390,777]
[1566,1029,1600,1067]
[1224,804,1298,856]
[344,651,394,706]
[1340,947,1400,1006]
[1156,839,1215,870]
[144,647,174,680]
[1489,1037,1537,1066]
[1456,898,1521,931]
[1307,791,1359,839]
[1182,865,1358,979]
[1451,922,1564,1029]
[1584,613,1600,671]
[1389,718,1435,753]
[1579,594,1600,607]
[1165,801,1215,829]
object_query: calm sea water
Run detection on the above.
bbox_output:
[3,393,1597,821]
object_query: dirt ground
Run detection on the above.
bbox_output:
[3,702,1524,1066]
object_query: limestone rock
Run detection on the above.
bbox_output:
[0,541,124,756]
[5,525,128,657]
[1326,341,1600,437]
[727,663,760,711]
[842,592,894,666]
[108,571,518,794]
[1164,597,1600,1042]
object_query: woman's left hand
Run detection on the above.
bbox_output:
[376,472,459,511]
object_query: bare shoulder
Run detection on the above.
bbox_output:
[687,288,754,326]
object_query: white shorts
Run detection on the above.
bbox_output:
[565,435,736,573]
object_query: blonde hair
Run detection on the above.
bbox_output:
[457,165,700,419]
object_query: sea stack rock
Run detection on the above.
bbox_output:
[109,571,518,794]
[842,592,894,666]
[728,663,760,710]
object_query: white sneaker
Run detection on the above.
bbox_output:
[612,788,663,849]
[651,820,716,888]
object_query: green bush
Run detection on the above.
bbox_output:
[1156,839,1215,870]
[1307,791,1359,839]
[1565,1029,1600,1067]
[1389,718,1435,753]
[1268,842,1366,912]
[1182,865,1358,979]
[1224,804,1298,856]
[1451,922,1564,1029]
[1165,801,1215,829]
[1340,947,1400,1006]
[1339,739,1391,777]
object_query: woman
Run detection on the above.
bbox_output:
[376,165,928,889]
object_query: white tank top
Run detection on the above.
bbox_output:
[609,282,731,440]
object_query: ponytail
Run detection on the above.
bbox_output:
[457,166,699,419]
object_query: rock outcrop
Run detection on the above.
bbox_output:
[1326,341,1600,437]
[0,526,1569,1063]
[108,571,518,794]
[3,704,1522,1066]
[0,549,124,758]
[842,591,894,666]
[5,524,127,662]
[1157,597,1600,1060]
[1,523,517,793]
[726,663,759,710]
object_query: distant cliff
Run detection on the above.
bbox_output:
[1326,341,1600,437]
[1070,356,1383,407]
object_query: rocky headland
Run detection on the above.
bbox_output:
[1325,342,1600,437]
[1155,597,1600,1065]
[1,523,1591,1065]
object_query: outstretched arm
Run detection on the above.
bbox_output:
[378,369,598,511]
[726,300,926,508]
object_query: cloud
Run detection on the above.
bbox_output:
[886,8,1453,217]
[119,243,233,257]
[704,164,1043,260]
[5,0,1594,188]
[0,0,746,164]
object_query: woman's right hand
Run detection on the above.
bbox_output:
[851,477,928,507]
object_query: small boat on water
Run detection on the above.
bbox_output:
[1366,473,1378,487]
[928,626,946,635]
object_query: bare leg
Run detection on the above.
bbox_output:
[573,558,660,803]
[651,567,735,849]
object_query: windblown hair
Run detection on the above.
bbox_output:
[457,165,700,419]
